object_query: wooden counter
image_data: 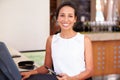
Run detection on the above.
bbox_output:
[84,32,120,76]
[85,32,120,41]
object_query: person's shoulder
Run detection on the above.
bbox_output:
[47,34,59,41]
[47,35,53,41]
[84,35,91,42]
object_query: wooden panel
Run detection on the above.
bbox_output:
[92,40,120,76]
[92,41,105,75]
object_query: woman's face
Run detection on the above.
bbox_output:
[57,6,77,30]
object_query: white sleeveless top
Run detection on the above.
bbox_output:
[51,33,85,76]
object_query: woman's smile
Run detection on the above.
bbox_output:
[62,23,69,27]
[57,6,76,30]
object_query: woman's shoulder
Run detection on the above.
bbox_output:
[84,35,92,43]
[47,33,59,42]
[78,32,91,41]
[46,35,53,44]
[76,33,84,39]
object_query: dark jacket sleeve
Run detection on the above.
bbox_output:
[0,42,21,80]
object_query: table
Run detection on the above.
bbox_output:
[7,46,39,72]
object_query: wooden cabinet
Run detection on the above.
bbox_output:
[92,40,120,76]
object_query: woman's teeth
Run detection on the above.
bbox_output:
[63,24,69,27]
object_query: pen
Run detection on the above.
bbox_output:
[45,66,56,75]
[44,65,62,77]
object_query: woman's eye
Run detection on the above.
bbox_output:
[69,16,73,17]
[60,15,64,17]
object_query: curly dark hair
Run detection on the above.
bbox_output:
[55,1,79,21]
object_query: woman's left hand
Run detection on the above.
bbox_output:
[57,73,73,80]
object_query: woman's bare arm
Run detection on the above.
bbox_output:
[72,35,94,80]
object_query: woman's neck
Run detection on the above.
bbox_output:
[60,30,77,39]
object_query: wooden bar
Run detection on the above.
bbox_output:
[85,32,120,76]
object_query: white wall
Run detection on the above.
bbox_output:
[0,0,49,51]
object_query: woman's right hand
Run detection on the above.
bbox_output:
[21,71,32,80]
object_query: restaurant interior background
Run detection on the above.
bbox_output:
[50,0,120,34]
[50,0,120,80]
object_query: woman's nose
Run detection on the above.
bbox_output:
[64,17,69,22]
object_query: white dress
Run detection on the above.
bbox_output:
[51,33,85,76]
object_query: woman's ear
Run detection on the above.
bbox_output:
[74,16,77,23]
[56,19,58,22]
[56,20,59,26]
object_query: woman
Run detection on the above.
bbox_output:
[21,1,93,80]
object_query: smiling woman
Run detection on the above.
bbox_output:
[21,1,93,80]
